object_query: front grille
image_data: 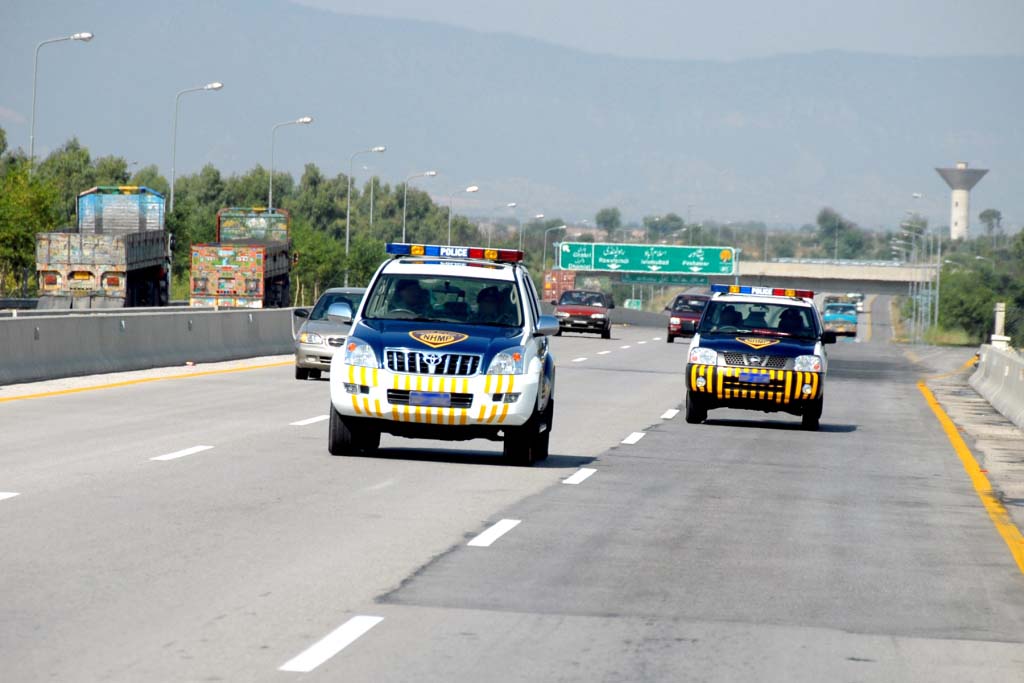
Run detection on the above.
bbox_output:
[387,389,474,408]
[384,348,481,375]
[327,337,345,347]
[722,352,788,369]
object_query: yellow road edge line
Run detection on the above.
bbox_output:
[922,356,978,382]
[0,360,293,404]
[917,381,1024,575]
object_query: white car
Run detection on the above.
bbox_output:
[327,243,559,465]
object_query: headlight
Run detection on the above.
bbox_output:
[670,317,681,324]
[342,337,378,368]
[487,346,526,375]
[554,311,570,318]
[590,313,606,319]
[794,355,822,372]
[688,347,718,365]
[299,332,323,345]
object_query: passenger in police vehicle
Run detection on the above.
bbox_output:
[472,286,517,326]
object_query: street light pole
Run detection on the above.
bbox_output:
[30,32,94,169]
[268,115,313,210]
[447,185,479,245]
[523,213,543,251]
[345,146,386,286]
[542,224,566,273]
[402,170,438,242]
[170,81,223,213]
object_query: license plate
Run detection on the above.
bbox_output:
[409,391,452,407]
[738,373,771,384]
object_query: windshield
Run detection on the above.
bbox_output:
[559,291,606,307]
[310,291,365,321]
[672,298,707,313]
[698,300,819,339]
[363,274,523,326]
[825,304,857,315]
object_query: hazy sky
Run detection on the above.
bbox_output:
[296,0,1024,61]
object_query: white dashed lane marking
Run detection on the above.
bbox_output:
[572,357,587,363]
[652,336,662,340]
[290,415,329,426]
[597,350,611,355]
[661,409,680,420]
[637,341,647,345]
[620,345,631,349]
[278,615,384,673]
[150,445,214,462]
[621,432,646,445]
[562,468,597,485]
[468,519,521,547]
[0,492,20,502]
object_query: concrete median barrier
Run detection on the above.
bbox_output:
[0,308,296,386]
[969,345,1024,430]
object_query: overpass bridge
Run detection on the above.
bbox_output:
[706,258,933,295]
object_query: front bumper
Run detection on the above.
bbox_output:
[558,316,609,332]
[330,363,540,429]
[295,342,338,370]
[687,364,822,411]
[824,322,857,336]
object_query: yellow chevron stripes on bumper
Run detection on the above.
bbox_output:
[690,364,821,403]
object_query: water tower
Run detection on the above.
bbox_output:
[935,162,988,240]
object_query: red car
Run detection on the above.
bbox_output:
[666,294,709,343]
[553,290,614,338]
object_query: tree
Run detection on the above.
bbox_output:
[0,161,61,293]
[129,165,170,196]
[979,208,1002,246]
[93,155,130,185]
[595,207,621,239]
[35,138,95,221]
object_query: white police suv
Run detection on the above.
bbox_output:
[327,243,559,465]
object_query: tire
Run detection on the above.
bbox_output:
[801,398,822,431]
[534,399,554,462]
[295,366,310,380]
[554,328,562,336]
[328,407,381,456]
[308,369,322,380]
[601,328,611,339]
[666,335,674,343]
[503,400,553,466]
[685,391,707,424]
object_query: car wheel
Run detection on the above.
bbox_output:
[309,369,322,380]
[295,366,309,380]
[503,401,551,466]
[666,334,674,343]
[328,408,381,456]
[685,392,707,424]
[801,398,823,431]
[601,328,611,339]
[554,328,562,336]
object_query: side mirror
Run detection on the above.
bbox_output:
[536,314,560,336]
[294,308,309,319]
[327,302,353,324]
[549,300,558,306]
[821,331,837,345]
[608,299,615,309]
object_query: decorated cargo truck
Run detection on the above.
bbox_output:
[36,186,171,309]
[189,208,292,308]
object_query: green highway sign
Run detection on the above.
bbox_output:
[620,273,709,286]
[557,242,735,275]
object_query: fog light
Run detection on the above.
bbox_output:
[503,392,521,404]
[696,377,707,388]
[802,384,813,395]
[344,383,359,394]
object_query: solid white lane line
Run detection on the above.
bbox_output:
[621,432,646,445]
[620,345,631,349]
[661,409,680,420]
[562,468,597,485]
[290,415,329,426]
[278,615,384,673]
[468,519,521,547]
[150,445,214,462]
[572,357,587,362]
[637,341,647,345]
[597,350,611,355]
[0,492,20,502]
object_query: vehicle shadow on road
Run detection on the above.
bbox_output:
[703,419,858,433]
[372,447,596,469]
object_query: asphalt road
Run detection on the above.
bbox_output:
[2,298,1023,681]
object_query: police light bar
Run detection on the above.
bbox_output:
[711,284,814,298]
[386,243,524,263]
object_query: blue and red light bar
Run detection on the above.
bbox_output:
[711,284,814,298]
[386,243,524,263]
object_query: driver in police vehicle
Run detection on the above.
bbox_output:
[390,279,430,315]
[778,307,809,336]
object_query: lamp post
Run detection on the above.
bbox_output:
[29,31,94,169]
[523,213,543,251]
[268,115,313,210]
[447,185,479,245]
[542,224,566,273]
[170,81,223,213]
[402,170,438,242]
[505,203,518,249]
[344,145,386,285]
